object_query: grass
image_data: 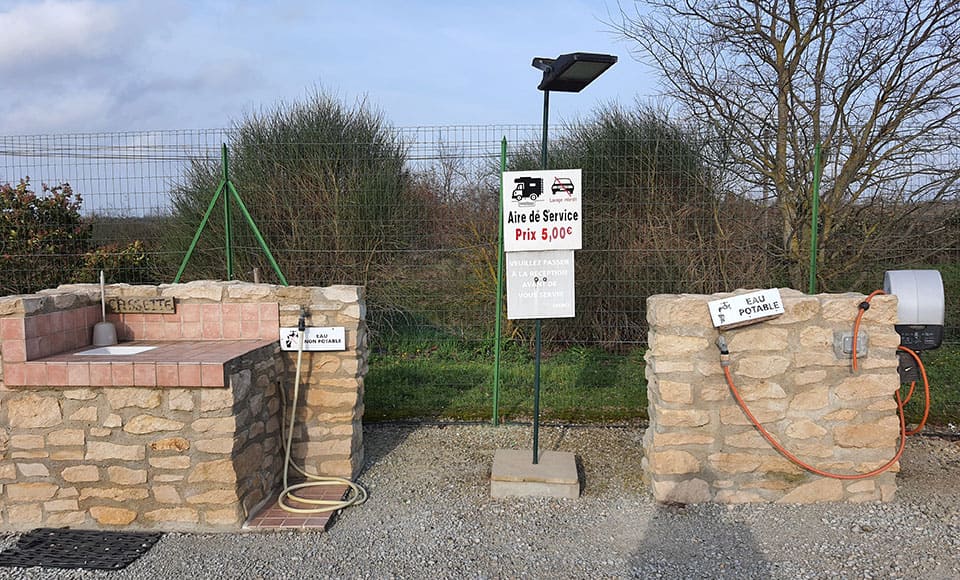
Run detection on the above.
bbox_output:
[365,337,960,426]
[364,340,647,422]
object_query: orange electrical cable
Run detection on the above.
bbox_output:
[852,289,886,371]
[897,345,930,435]
[723,365,907,480]
[720,289,933,480]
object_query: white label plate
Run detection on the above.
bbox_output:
[708,289,784,328]
[506,250,575,319]
[279,327,346,351]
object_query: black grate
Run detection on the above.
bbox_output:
[0,528,162,570]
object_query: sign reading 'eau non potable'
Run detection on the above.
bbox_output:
[502,169,582,252]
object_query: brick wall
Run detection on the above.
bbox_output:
[643,289,902,503]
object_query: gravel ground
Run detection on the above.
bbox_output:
[1,423,959,579]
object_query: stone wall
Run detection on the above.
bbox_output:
[643,289,902,504]
[0,281,368,531]
[0,344,281,531]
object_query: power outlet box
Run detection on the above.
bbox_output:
[834,331,868,359]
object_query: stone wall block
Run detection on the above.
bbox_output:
[150,437,190,452]
[167,390,195,411]
[6,483,59,502]
[656,380,693,404]
[719,404,785,426]
[123,415,185,434]
[735,356,790,379]
[777,478,844,503]
[199,388,235,413]
[835,374,898,401]
[62,465,99,483]
[187,459,237,483]
[834,416,900,448]
[799,326,833,349]
[658,409,711,428]
[107,466,147,485]
[86,442,144,462]
[8,395,62,428]
[791,388,829,411]
[708,453,762,474]
[651,478,711,503]
[785,418,828,440]
[648,332,710,356]
[653,432,715,447]
[649,450,701,474]
[106,388,161,410]
[728,327,789,351]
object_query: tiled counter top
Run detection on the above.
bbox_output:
[3,339,277,388]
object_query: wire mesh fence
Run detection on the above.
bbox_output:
[2,125,959,420]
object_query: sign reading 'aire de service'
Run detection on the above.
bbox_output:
[502,169,582,252]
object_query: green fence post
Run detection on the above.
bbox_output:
[227,181,289,286]
[222,144,234,280]
[493,137,507,426]
[808,142,822,294]
[173,180,225,283]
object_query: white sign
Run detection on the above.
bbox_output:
[502,169,582,252]
[707,289,785,329]
[506,250,575,319]
[279,327,346,351]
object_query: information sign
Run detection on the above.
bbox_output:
[279,327,346,351]
[506,250,575,319]
[707,289,785,329]
[502,169,582,252]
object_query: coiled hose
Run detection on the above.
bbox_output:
[278,313,367,514]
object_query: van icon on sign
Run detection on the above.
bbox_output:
[551,177,575,196]
[512,177,543,202]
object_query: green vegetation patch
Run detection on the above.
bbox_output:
[364,341,647,422]
[365,339,960,426]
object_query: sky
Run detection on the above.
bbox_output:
[0,0,661,135]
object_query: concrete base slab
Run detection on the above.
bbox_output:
[490,449,580,499]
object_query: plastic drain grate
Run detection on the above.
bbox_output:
[0,528,162,570]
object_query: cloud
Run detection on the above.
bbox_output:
[0,0,124,71]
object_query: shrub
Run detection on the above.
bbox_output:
[0,179,91,294]
[165,91,426,286]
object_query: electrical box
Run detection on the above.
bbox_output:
[883,270,945,351]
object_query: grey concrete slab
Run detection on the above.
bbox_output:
[489,449,580,499]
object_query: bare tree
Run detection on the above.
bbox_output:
[612,0,960,288]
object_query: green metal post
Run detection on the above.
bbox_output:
[174,143,288,286]
[222,144,234,280]
[227,181,289,286]
[532,89,550,465]
[173,181,225,283]
[493,137,507,426]
[808,143,822,294]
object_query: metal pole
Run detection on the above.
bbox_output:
[808,142,822,295]
[532,89,550,465]
[173,181,225,283]
[222,144,234,280]
[227,181,289,286]
[493,137,507,426]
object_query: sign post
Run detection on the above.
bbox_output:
[503,169,582,463]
